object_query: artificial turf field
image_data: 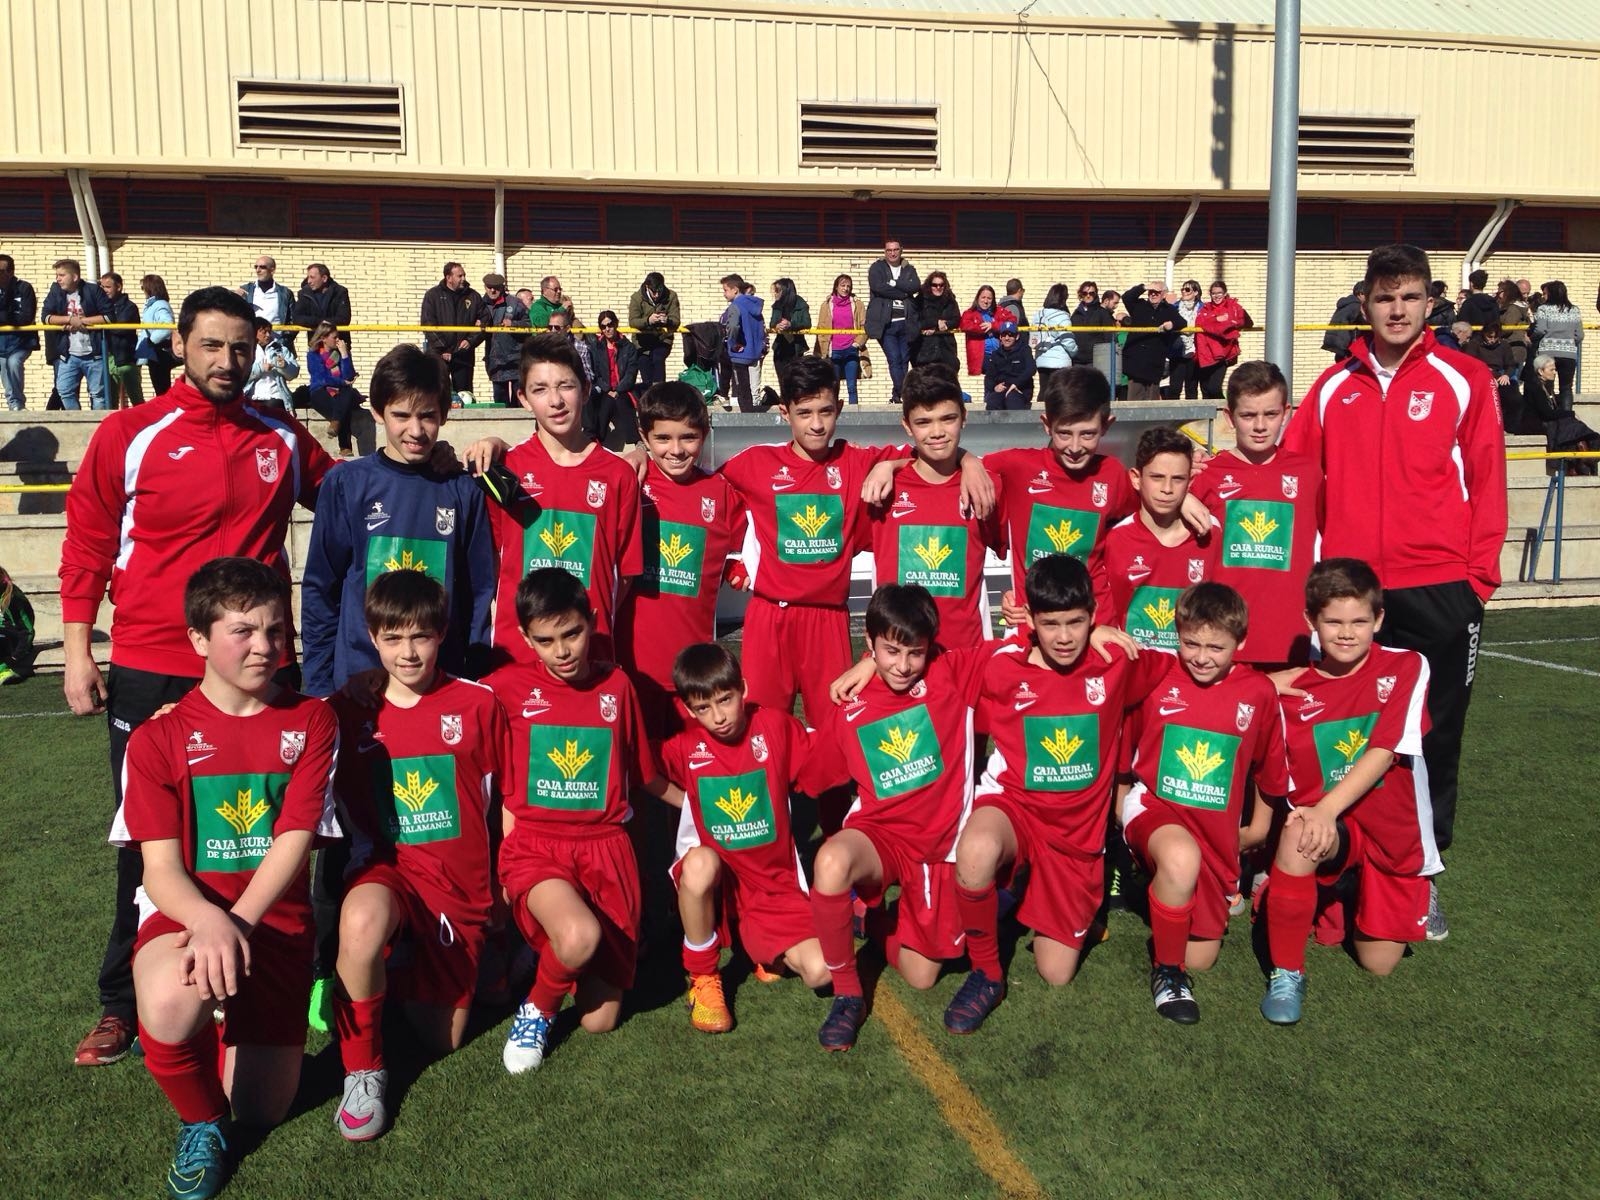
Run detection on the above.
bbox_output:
[3,607,1597,1200]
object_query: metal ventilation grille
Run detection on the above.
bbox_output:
[236,81,405,151]
[1298,114,1414,173]
[800,103,939,169]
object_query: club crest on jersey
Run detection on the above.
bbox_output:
[586,479,607,508]
[701,495,717,523]
[279,730,306,764]
[1127,554,1152,583]
[440,714,463,745]
[1407,391,1433,421]
[1217,474,1242,500]
[1280,474,1299,499]
[1086,676,1107,707]
[520,472,544,497]
[1188,557,1206,583]
[436,506,456,535]
[890,490,917,519]
[751,734,770,763]
[187,730,217,754]
[255,446,279,483]
[1235,702,1255,732]
[599,693,618,723]
[826,464,844,491]
[1377,674,1397,703]
[909,679,928,699]
[1091,480,1109,508]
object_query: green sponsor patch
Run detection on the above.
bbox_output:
[192,772,290,873]
[897,523,967,597]
[522,508,597,585]
[1125,585,1184,650]
[1222,498,1294,571]
[1022,714,1100,791]
[1311,713,1383,792]
[526,723,612,811]
[646,519,707,599]
[697,767,778,850]
[380,754,461,846]
[1024,504,1099,564]
[775,492,846,563]
[365,535,447,586]
[1154,724,1240,811]
[856,704,942,800]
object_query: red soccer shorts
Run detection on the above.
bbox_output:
[136,912,311,1048]
[740,594,853,727]
[852,822,966,963]
[1122,808,1231,942]
[1318,817,1430,944]
[669,849,814,967]
[503,827,641,991]
[976,792,1103,951]
[345,861,487,1010]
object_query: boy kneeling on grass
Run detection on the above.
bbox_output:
[662,643,830,1034]
[114,557,339,1200]
[1258,558,1438,1025]
[328,569,511,1140]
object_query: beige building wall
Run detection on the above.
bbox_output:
[2,232,1593,415]
[3,0,1597,200]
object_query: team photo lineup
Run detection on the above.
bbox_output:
[52,240,1507,1200]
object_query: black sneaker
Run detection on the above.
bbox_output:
[818,995,867,1052]
[1150,964,1200,1024]
[943,969,1005,1035]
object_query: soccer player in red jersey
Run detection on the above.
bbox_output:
[484,334,643,663]
[717,355,992,726]
[1119,583,1288,1024]
[662,644,829,1034]
[1188,361,1324,667]
[985,366,1136,604]
[328,571,511,1139]
[868,367,1005,650]
[945,555,1168,1033]
[615,382,746,739]
[113,558,339,1200]
[1096,425,1221,651]
[1259,559,1438,1025]
[489,568,677,1073]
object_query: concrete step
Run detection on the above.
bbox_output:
[1491,578,1600,608]
[1507,475,1600,525]
[1502,524,1600,583]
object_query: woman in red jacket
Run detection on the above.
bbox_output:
[1195,280,1251,399]
[960,284,1003,376]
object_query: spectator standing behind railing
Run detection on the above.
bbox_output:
[135,275,175,396]
[481,273,531,407]
[528,275,574,329]
[628,271,680,388]
[0,254,39,410]
[1031,282,1077,392]
[1529,279,1583,415]
[42,258,111,410]
[237,254,294,337]
[865,239,920,403]
[1164,279,1201,399]
[246,318,300,409]
[306,320,361,456]
[769,277,811,373]
[1426,279,1457,337]
[420,261,486,398]
[1120,280,1181,402]
[959,284,1003,376]
[1322,280,1368,361]
[822,273,867,406]
[998,277,1028,327]
[99,273,143,408]
[1496,279,1531,382]
[719,274,766,413]
[583,309,642,448]
[293,262,353,345]
[912,270,960,372]
[1456,268,1498,331]
[1194,279,1250,400]
[1070,281,1113,379]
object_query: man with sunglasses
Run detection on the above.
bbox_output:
[237,255,294,331]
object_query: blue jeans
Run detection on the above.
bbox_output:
[830,345,861,405]
[878,325,911,400]
[0,349,27,409]
[56,353,109,410]
[638,343,671,388]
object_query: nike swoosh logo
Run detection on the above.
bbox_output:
[1218,487,1241,499]
[1074,927,1091,939]
[366,519,391,531]
[1298,710,1323,722]
[186,754,215,766]
[1027,486,1054,495]
[688,760,714,771]
[339,1111,375,1130]
[889,509,914,519]
[771,482,796,491]
[357,740,383,752]
[520,708,548,719]
[1013,699,1037,711]
[168,446,194,460]
[844,708,866,723]
[1157,705,1187,716]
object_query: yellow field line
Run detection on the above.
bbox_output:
[873,983,1048,1200]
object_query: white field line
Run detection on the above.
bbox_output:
[1485,636,1600,647]
[1480,650,1600,678]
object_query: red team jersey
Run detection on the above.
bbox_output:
[976,640,1170,856]
[719,440,903,605]
[617,460,747,695]
[1095,515,1222,651]
[1189,451,1324,664]
[869,463,1005,649]
[986,448,1135,598]
[1123,658,1289,897]
[113,688,339,939]
[492,435,643,657]
[800,649,991,864]
[1282,645,1439,878]
[331,677,512,929]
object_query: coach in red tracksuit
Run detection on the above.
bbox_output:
[1282,244,1507,938]
[59,287,336,1066]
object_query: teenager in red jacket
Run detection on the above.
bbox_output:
[1194,280,1250,399]
[1281,243,1507,940]
[959,285,1004,376]
[60,286,337,1067]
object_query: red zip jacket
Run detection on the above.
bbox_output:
[1280,328,1506,601]
[60,377,335,675]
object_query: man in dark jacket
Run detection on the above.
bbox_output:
[1455,268,1499,332]
[1121,281,1182,401]
[292,262,353,336]
[99,273,144,407]
[1321,281,1369,360]
[1070,280,1113,377]
[480,273,530,406]
[983,320,1036,410]
[584,309,641,444]
[420,262,485,396]
[0,254,38,409]
[41,258,111,410]
[865,239,920,403]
